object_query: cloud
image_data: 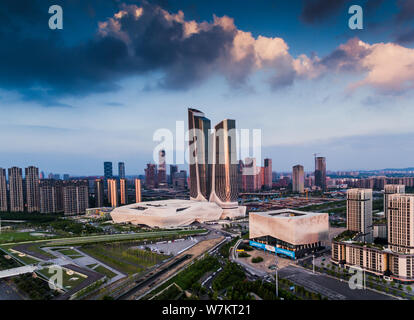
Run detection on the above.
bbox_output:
[300,0,348,24]
[317,38,414,94]
[0,0,320,101]
[1,0,414,102]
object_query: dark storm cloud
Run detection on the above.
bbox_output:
[300,0,348,24]
[395,0,414,23]
[0,0,240,103]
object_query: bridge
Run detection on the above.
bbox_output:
[0,265,38,279]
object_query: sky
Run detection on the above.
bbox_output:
[1,0,414,176]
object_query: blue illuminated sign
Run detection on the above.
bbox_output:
[249,240,295,259]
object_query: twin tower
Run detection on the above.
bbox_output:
[188,108,244,217]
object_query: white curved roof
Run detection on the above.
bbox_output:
[110,199,245,228]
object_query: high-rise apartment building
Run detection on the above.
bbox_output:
[63,180,89,216]
[25,166,40,213]
[135,178,141,203]
[107,178,119,208]
[8,167,24,212]
[346,188,373,242]
[314,156,326,191]
[145,163,157,189]
[188,108,212,201]
[118,162,125,179]
[292,165,305,193]
[120,178,127,205]
[94,178,104,207]
[104,162,113,179]
[0,168,7,212]
[384,184,405,221]
[388,194,414,254]
[39,179,63,214]
[264,159,272,189]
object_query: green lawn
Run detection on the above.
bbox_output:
[80,242,169,276]
[94,265,117,279]
[0,231,49,244]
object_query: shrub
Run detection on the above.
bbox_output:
[251,257,263,263]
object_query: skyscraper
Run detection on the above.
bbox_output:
[8,167,24,212]
[346,188,373,242]
[209,119,238,208]
[292,165,305,193]
[264,158,272,189]
[63,180,89,216]
[145,163,157,189]
[120,178,127,205]
[157,150,167,186]
[314,156,326,191]
[95,178,104,207]
[107,178,119,207]
[25,166,40,213]
[0,168,7,212]
[104,162,113,179]
[384,184,405,221]
[135,178,142,203]
[118,162,125,179]
[188,108,211,201]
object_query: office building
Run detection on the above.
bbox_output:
[188,108,212,201]
[107,178,119,208]
[120,178,127,205]
[8,167,24,212]
[314,156,326,191]
[292,165,305,193]
[264,159,272,189]
[0,168,7,212]
[104,162,113,179]
[118,162,125,179]
[135,178,142,203]
[94,179,105,207]
[209,119,239,213]
[25,166,40,213]
[63,180,89,216]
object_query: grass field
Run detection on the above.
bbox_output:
[81,242,169,276]
[94,265,117,279]
[37,267,88,291]
[0,231,51,244]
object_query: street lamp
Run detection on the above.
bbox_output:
[275,250,278,298]
[312,254,315,274]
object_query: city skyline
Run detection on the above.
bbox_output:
[2,1,414,174]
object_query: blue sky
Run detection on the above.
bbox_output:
[1,0,414,176]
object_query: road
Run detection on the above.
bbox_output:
[278,265,397,300]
